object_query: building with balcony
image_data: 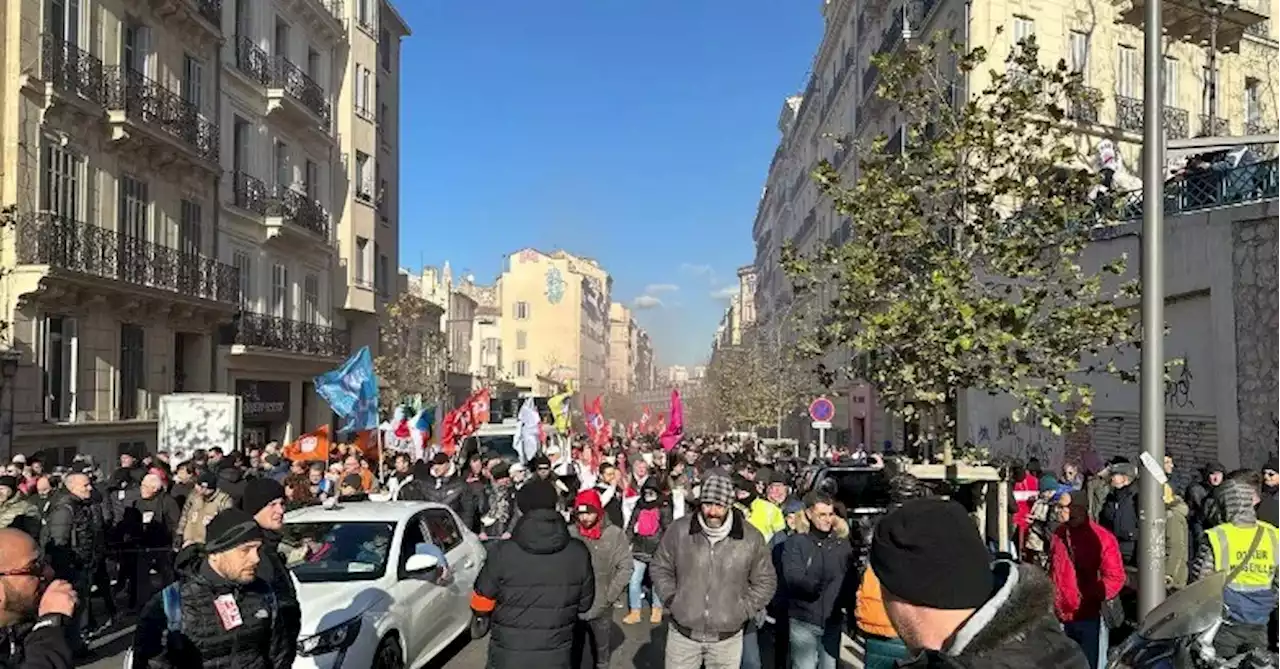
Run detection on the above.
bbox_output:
[0,0,233,465]
[456,277,503,387]
[498,248,613,398]
[333,0,410,362]
[215,0,353,446]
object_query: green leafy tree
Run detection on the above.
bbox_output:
[783,33,1154,459]
[374,294,448,413]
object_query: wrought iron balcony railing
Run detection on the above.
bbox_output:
[1116,95,1143,132]
[1164,106,1189,139]
[272,56,331,124]
[15,212,239,304]
[193,0,222,27]
[41,35,105,105]
[233,171,269,214]
[1067,86,1101,124]
[266,184,330,237]
[104,66,219,162]
[1199,114,1230,136]
[234,36,272,86]
[232,311,350,358]
[1104,158,1278,221]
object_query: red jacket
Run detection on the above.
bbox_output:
[1049,520,1127,622]
[1012,474,1039,533]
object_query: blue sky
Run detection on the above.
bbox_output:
[396,1,821,366]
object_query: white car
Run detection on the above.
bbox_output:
[283,501,485,669]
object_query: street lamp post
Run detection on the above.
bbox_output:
[1137,0,1168,621]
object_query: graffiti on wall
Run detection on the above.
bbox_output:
[968,394,1066,469]
[1164,356,1194,409]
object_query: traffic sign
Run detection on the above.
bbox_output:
[811,420,833,430]
[809,397,835,423]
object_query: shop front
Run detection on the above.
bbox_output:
[236,380,291,447]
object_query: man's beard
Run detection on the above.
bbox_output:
[2,581,37,623]
[701,513,725,528]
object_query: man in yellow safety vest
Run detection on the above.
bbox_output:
[1192,473,1279,657]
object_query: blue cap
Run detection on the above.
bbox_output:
[782,499,805,515]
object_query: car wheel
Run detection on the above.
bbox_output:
[373,635,404,669]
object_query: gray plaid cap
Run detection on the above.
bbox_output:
[699,473,736,508]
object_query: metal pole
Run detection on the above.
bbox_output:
[1137,0,1168,621]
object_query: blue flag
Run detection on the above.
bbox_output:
[315,346,380,432]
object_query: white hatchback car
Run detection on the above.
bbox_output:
[283,500,485,669]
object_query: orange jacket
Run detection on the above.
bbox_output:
[855,567,897,638]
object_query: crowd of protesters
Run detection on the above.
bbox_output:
[0,434,1273,669]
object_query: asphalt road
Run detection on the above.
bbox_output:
[79,608,861,669]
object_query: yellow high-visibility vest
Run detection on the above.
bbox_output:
[1206,521,1280,588]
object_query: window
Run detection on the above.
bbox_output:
[422,509,462,552]
[121,19,151,75]
[378,252,390,295]
[378,178,388,222]
[305,159,319,199]
[307,47,320,80]
[48,0,81,46]
[271,263,290,318]
[514,360,530,377]
[42,316,77,422]
[1202,66,1221,118]
[516,330,527,350]
[355,237,370,285]
[379,29,391,71]
[513,301,530,320]
[1068,31,1089,79]
[1162,57,1178,106]
[232,116,250,173]
[40,142,84,219]
[303,273,319,324]
[355,67,372,116]
[179,200,202,256]
[274,141,291,188]
[118,323,145,420]
[1013,17,1035,45]
[354,152,372,201]
[1117,46,1138,97]
[232,250,253,309]
[273,18,289,59]
[1245,78,1262,124]
[182,55,203,110]
[357,0,375,30]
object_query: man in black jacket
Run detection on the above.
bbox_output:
[780,492,854,669]
[40,474,98,654]
[1098,463,1140,566]
[470,479,594,669]
[0,528,78,669]
[130,509,292,669]
[401,454,477,530]
[238,479,299,669]
[130,474,182,608]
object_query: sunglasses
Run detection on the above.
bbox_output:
[1,556,48,579]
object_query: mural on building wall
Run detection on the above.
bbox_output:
[518,249,540,264]
[545,267,566,304]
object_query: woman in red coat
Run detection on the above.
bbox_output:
[1049,493,1127,669]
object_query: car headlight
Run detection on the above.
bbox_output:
[298,616,363,657]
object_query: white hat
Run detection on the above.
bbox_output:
[509,463,527,474]
[11,454,25,465]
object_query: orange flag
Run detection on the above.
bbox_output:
[353,430,380,462]
[282,425,331,462]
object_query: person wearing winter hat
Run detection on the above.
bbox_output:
[470,478,594,669]
[1099,462,1140,565]
[1258,455,1278,527]
[1186,461,1227,563]
[176,471,233,549]
[239,477,299,668]
[568,489,631,668]
[871,498,1089,668]
[480,463,517,541]
[0,474,36,530]
[650,472,776,668]
[130,508,293,669]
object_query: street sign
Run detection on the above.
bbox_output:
[811,420,833,430]
[809,397,835,423]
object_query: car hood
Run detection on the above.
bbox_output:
[296,579,392,637]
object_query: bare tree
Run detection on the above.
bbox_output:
[374,294,448,412]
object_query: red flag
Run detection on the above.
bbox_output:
[467,388,491,425]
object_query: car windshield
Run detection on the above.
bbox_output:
[818,469,891,512]
[470,434,517,460]
[282,521,396,583]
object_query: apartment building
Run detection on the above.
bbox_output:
[0,0,231,464]
[634,328,655,392]
[608,302,636,394]
[457,277,503,385]
[751,0,1278,444]
[499,248,612,397]
[0,0,410,461]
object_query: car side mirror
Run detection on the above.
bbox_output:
[405,553,439,573]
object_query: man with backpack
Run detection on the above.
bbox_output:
[129,508,292,669]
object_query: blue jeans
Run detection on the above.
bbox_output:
[1064,618,1108,669]
[740,618,761,669]
[788,619,841,669]
[628,559,662,609]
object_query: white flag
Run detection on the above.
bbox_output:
[516,398,540,464]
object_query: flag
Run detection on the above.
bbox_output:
[516,398,540,464]
[467,388,492,425]
[640,405,652,430]
[283,425,331,462]
[315,346,380,433]
[585,396,611,448]
[353,429,380,462]
[548,390,572,434]
[660,389,683,452]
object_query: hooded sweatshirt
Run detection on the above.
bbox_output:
[569,490,632,621]
[1191,478,1278,625]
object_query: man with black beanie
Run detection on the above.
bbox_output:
[238,478,299,668]
[470,479,593,669]
[870,498,1088,668]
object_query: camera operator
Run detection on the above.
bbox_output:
[0,528,78,669]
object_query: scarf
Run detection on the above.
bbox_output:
[698,509,733,544]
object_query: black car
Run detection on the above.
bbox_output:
[801,464,892,565]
